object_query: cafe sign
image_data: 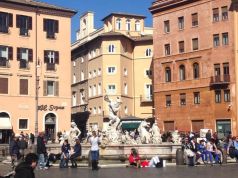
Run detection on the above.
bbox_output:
[38,104,65,111]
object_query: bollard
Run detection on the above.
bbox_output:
[176,148,184,165]
[222,148,227,164]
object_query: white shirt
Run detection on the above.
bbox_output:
[90,136,99,151]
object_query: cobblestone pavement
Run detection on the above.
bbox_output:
[33,164,238,178]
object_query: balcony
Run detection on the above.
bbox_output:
[19,60,29,69]
[210,75,230,85]
[0,26,9,34]
[140,95,153,103]
[0,57,10,68]
[46,63,56,71]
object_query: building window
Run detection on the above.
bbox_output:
[194,92,200,104]
[180,93,186,106]
[80,91,85,104]
[116,18,121,30]
[213,8,219,22]
[124,68,128,76]
[223,63,229,75]
[192,13,198,27]
[0,45,13,67]
[73,61,76,67]
[89,71,92,79]
[0,12,13,33]
[213,34,220,47]
[166,95,171,107]
[20,79,28,95]
[193,63,199,79]
[124,106,128,114]
[93,85,97,96]
[93,107,97,115]
[126,19,131,31]
[98,83,102,95]
[164,20,170,33]
[224,90,230,102]
[73,74,76,84]
[192,38,199,50]
[44,50,59,71]
[178,16,184,30]
[17,48,33,69]
[222,6,228,20]
[222,32,229,45]
[0,77,8,94]
[215,90,221,103]
[107,84,116,94]
[178,41,185,53]
[98,68,101,76]
[164,121,174,132]
[43,80,58,96]
[214,64,221,76]
[146,70,152,76]
[19,119,28,130]
[81,71,84,81]
[179,65,186,81]
[107,66,116,74]
[72,91,77,106]
[108,44,115,53]
[164,44,170,55]
[43,18,58,39]
[89,86,92,97]
[145,84,152,100]
[135,20,141,31]
[93,70,97,77]
[165,67,171,82]
[146,48,152,57]
[16,15,32,36]
[98,106,102,114]
[124,83,128,95]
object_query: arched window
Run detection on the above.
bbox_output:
[116,18,121,30]
[126,19,131,31]
[146,49,152,57]
[179,65,186,81]
[193,63,199,79]
[135,20,140,31]
[165,67,171,82]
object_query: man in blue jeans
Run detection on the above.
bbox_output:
[37,132,48,170]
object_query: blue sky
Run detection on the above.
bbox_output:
[40,0,154,42]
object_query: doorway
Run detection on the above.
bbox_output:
[216,120,231,139]
[45,113,56,142]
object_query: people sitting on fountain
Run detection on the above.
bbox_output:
[59,139,71,168]
[70,138,82,168]
[149,155,163,168]
[128,148,141,168]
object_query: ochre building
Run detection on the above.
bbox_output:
[71,12,153,132]
[150,0,238,137]
[0,0,76,143]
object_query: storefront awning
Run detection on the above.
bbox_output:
[0,117,12,130]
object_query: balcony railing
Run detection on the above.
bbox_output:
[140,95,153,103]
[0,57,10,68]
[19,60,29,69]
[210,75,230,85]
[46,63,56,71]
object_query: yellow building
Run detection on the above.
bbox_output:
[0,0,76,143]
[71,12,153,133]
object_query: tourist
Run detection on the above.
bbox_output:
[14,153,38,178]
[18,135,28,160]
[59,139,71,168]
[196,139,207,164]
[206,130,212,142]
[37,132,48,170]
[128,148,141,168]
[9,135,20,168]
[227,136,238,160]
[206,140,215,165]
[70,138,82,168]
[89,131,100,170]
[148,155,163,168]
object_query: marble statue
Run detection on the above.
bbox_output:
[150,122,162,144]
[68,122,81,145]
[138,120,151,144]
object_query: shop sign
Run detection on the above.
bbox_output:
[38,105,65,111]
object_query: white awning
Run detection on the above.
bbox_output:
[0,117,12,130]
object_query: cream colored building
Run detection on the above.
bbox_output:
[71,12,153,132]
[0,0,76,143]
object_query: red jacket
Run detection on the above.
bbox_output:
[129,154,140,163]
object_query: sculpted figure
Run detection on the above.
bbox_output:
[69,122,81,145]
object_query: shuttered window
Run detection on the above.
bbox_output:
[0,77,8,94]
[43,19,59,39]
[16,15,32,36]
[20,79,28,95]
[192,38,198,50]
[213,8,219,22]
[43,80,59,96]
[192,13,198,26]
[0,12,13,33]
